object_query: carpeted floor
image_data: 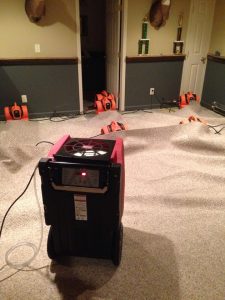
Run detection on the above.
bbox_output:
[1,103,225,300]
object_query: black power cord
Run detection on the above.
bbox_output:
[208,124,225,134]
[29,110,81,122]
[0,165,38,240]
[0,137,61,277]
[35,141,54,146]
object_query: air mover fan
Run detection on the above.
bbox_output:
[38,135,125,266]
[94,90,116,114]
[4,102,28,121]
[101,121,128,134]
[179,92,200,108]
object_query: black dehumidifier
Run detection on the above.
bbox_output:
[38,135,125,266]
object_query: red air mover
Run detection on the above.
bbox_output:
[101,121,128,134]
[95,90,116,114]
[38,136,125,266]
[179,92,200,108]
[4,102,28,121]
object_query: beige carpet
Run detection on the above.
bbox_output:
[1,103,225,300]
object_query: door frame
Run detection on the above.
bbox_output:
[180,0,216,98]
[75,0,128,113]
[75,0,84,114]
[119,0,128,111]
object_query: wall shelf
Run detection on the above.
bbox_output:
[0,58,78,66]
[126,55,186,63]
[207,54,225,64]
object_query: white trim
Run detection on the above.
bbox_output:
[119,0,128,112]
[75,0,84,114]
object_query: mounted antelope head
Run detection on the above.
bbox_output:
[25,0,46,23]
[149,0,171,29]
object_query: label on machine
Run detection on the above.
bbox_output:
[74,195,87,221]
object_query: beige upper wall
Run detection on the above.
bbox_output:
[1,0,222,60]
[209,0,225,56]
[127,0,190,56]
[0,0,77,58]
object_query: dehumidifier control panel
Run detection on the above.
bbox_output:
[62,168,99,188]
[49,162,109,189]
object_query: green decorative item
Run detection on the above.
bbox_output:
[144,40,149,54]
[138,40,143,55]
[138,17,150,55]
[173,14,184,55]
[142,20,148,39]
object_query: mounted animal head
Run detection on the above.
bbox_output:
[149,0,171,29]
[25,0,46,23]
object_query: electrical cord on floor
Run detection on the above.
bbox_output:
[0,165,38,241]
[121,110,139,114]
[121,97,177,115]
[2,139,58,270]
[208,125,220,134]
[143,110,153,113]
[29,117,50,122]
[0,165,43,271]
[35,135,103,148]
[0,264,49,283]
[208,123,225,127]
[35,141,54,146]
[7,166,43,270]
[29,111,81,122]
[121,109,153,114]
[208,124,225,134]
[215,127,225,134]
[0,270,20,283]
[89,134,102,138]
[49,113,80,122]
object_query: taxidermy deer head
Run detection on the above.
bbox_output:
[25,0,46,23]
[149,0,171,29]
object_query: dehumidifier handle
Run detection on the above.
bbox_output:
[51,182,108,194]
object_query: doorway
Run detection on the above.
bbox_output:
[78,0,122,113]
[79,0,106,111]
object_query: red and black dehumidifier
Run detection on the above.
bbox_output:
[38,135,125,266]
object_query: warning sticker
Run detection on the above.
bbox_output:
[74,195,87,221]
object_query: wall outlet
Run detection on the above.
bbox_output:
[21,95,28,103]
[35,43,41,53]
[150,88,155,95]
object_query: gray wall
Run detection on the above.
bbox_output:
[201,59,225,110]
[125,60,184,110]
[0,62,80,120]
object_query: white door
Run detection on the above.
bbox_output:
[106,0,121,105]
[180,0,216,98]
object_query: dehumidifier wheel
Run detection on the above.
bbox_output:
[112,223,123,266]
[47,227,57,260]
